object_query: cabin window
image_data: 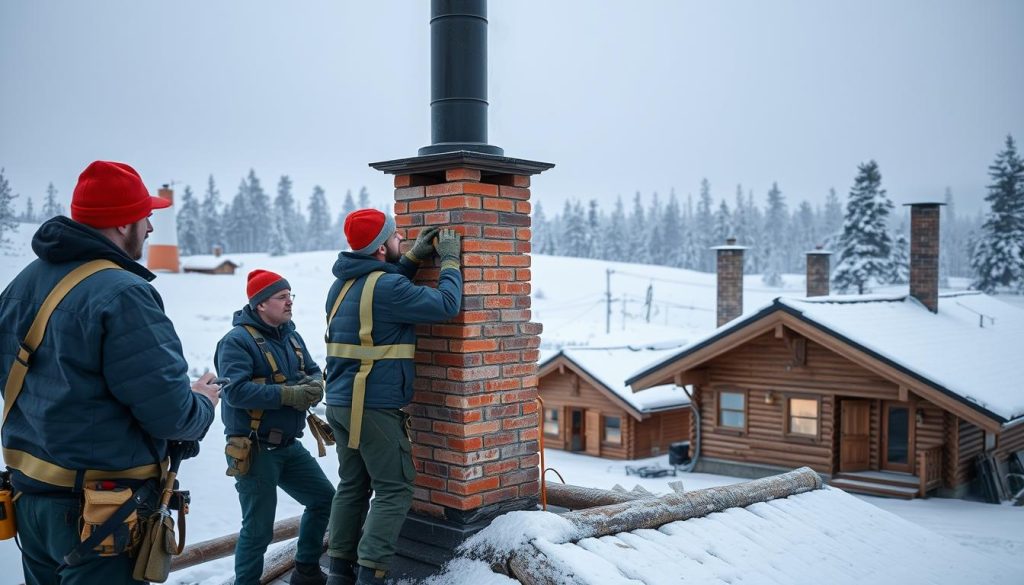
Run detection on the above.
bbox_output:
[603,416,622,444]
[787,397,819,437]
[543,408,559,436]
[718,391,746,429]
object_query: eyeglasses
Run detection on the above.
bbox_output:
[271,293,296,302]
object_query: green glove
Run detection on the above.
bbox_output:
[408,226,441,261]
[436,228,462,271]
[280,383,323,410]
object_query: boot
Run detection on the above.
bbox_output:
[355,565,387,585]
[290,561,328,585]
[325,557,358,585]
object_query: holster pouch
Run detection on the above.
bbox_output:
[225,436,253,477]
[133,512,178,583]
[80,486,140,556]
[0,469,15,541]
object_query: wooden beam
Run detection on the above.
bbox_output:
[898,385,909,402]
[674,370,710,386]
[774,324,785,339]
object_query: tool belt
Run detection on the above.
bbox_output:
[0,469,15,541]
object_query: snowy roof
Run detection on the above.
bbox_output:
[444,469,1006,585]
[180,254,241,270]
[629,291,1024,424]
[539,346,690,417]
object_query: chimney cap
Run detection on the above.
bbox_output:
[902,201,946,207]
[805,249,833,255]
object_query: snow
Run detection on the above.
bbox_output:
[179,254,242,271]
[2,223,1022,584]
[539,346,691,415]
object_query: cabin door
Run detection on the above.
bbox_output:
[840,400,871,472]
[585,410,602,456]
[569,409,585,451]
[882,401,914,473]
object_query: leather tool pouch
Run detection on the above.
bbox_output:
[80,486,140,556]
[0,469,16,541]
[225,436,253,477]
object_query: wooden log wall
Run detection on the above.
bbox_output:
[538,370,631,459]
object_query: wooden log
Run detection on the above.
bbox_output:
[544,481,653,510]
[172,515,302,572]
[220,534,329,585]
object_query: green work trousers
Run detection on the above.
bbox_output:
[325,406,415,572]
[15,493,143,585]
[231,441,335,585]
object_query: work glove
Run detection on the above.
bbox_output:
[174,440,201,461]
[407,226,441,261]
[436,228,462,271]
[280,382,323,411]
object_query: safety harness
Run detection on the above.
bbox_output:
[325,271,416,449]
[241,325,334,456]
[2,260,167,490]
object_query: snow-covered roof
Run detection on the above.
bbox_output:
[180,254,241,270]
[629,291,1024,423]
[539,346,690,416]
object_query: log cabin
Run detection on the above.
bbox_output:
[627,204,1024,499]
[538,346,691,460]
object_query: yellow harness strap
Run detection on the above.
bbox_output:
[2,260,166,488]
[325,272,415,449]
[243,325,297,440]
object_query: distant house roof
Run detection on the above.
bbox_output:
[181,255,241,271]
[539,346,690,420]
[627,292,1024,428]
[452,468,1005,584]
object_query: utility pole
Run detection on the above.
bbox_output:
[605,268,613,334]
[645,283,654,323]
[621,297,627,331]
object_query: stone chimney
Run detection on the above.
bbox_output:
[805,247,832,297]
[368,0,554,570]
[712,238,747,327]
[906,202,944,313]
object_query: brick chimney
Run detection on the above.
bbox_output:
[146,185,180,273]
[367,0,554,569]
[712,238,747,327]
[805,247,832,297]
[906,202,944,313]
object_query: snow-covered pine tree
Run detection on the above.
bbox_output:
[695,179,714,271]
[358,186,370,209]
[628,192,648,264]
[224,179,252,252]
[794,200,817,263]
[334,189,357,249]
[604,196,627,262]
[586,199,602,258]
[833,160,895,294]
[307,185,334,251]
[970,134,1024,293]
[22,196,34,223]
[822,187,843,249]
[268,212,288,257]
[712,199,731,249]
[41,182,64,219]
[246,170,272,252]
[661,191,684,267]
[745,190,763,273]
[0,168,19,247]
[561,199,588,258]
[175,186,203,256]
[888,231,910,284]
[200,175,225,255]
[274,175,302,253]
[761,182,787,286]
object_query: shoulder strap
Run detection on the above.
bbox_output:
[3,260,121,425]
[287,336,306,373]
[325,277,359,341]
[242,325,286,384]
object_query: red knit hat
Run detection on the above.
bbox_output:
[246,269,291,308]
[70,161,171,229]
[344,209,396,255]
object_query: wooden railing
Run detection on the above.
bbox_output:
[917,446,943,497]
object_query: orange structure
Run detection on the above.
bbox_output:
[146,185,180,272]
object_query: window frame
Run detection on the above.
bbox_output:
[602,414,623,446]
[783,394,821,441]
[716,388,748,433]
[543,407,561,439]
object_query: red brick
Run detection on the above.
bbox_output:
[482,323,516,337]
[499,255,531,267]
[433,448,500,466]
[464,254,498,267]
[415,364,447,379]
[462,268,482,281]
[482,268,514,281]
[516,228,532,241]
[411,500,445,518]
[417,338,448,352]
[483,296,515,309]
[483,351,520,365]
[415,432,446,448]
[481,486,520,506]
[522,401,538,415]
[483,459,519,475]
[519,323,543,335]
[445,393,500,409]
[516,296,532,309]
[412,445,433,459]
[519,480,540,497]
[394,201,409,214]
[500,282,531,295]
[450,210,499,224]
[483,226,516,239]
[482,198,515,212]
[449,339,499,353]
[516,241,532,254]
[411,391,447,406]
[423,461,449,477]
[500,389,538,403]
[501,335,540,350]
[500,468,539,487]
[424,211,451,224]
[519,427,540,442]
[431,491,483,511]
[433,353,482,367]
[485,404,520,419]
[415,474,447,490]
[409,198,438,212]
[447,365,500,382]
[447,436,484,451]
[463,282,499,295]
[519,454,541,468]
[395,186,425,201]
[503,363,537,377]
[451,409,482,424]
[395,175,413,188]
[463,240,515,253]
[521,375,539,389]
[515,268,531,280]
[499,309,531,322]
[396,214,422,227]
[498,185,530,200]
[515,201,532,214]
[503,414,538,431]
[439,195,482,210]
[448,476,501,496]
[445,168,481,182]
[431,324,482,338]
[482,431,517,448]
[449,465,483,481]
[431,379,485,394]
[454,310,500,324]
[487,378,521,393]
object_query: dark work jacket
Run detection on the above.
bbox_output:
[214,306,321,442]
[324,252,462,409]
[0,217,215,494]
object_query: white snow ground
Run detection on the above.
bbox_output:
[1,223,1022,584]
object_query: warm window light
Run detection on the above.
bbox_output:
[916,409,925,425]
[764,391,775,405]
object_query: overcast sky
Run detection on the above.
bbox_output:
[2,0,1021,219]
